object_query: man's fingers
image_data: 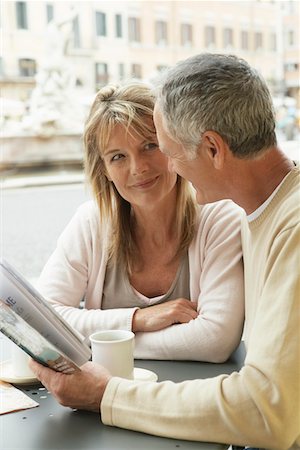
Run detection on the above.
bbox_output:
[29,359,44,377]
[29,359,59,389]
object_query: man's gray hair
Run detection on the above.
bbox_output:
[156,53,277,158]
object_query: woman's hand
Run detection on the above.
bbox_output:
[132,299,198,332]
[29,360,111,413]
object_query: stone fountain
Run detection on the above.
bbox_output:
[1,9,89,170]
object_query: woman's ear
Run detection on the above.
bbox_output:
[202,131,226,170]
[102,162,112,181]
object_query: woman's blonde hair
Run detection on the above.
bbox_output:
[84,82,197,272]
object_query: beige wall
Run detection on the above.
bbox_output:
[281,1,299,103]
[1,1,299,104]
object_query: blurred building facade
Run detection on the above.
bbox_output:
[281,1,299,102]
[1,0,299,106]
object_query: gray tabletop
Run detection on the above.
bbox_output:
[0,337,245,450]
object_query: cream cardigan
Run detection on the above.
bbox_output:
[37,199,244,362]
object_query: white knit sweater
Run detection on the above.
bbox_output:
[37,199,244,362]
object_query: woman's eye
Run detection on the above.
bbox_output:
[144,142,158,151]
[111,153,124,162]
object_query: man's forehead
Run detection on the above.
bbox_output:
[153,103,163,126]
[153,104,190,160]
[153,105,171,140]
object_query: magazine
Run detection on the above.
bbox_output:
[0,259,91,374]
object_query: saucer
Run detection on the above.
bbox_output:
[133,367,158,382]
[0,360,39,385]
[0,360,158,384]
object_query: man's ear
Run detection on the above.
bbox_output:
[202,131,226,169]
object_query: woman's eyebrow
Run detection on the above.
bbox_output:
[103,148,122,156]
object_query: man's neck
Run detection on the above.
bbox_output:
[229,147,295,215]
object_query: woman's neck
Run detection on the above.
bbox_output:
[132,190,178,247]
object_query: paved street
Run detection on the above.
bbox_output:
[1,183,91,282]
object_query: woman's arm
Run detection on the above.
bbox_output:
[37,202,139,338]
[133,201,245,362]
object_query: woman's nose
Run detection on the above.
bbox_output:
[131,156,148,175]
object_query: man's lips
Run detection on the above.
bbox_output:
[131,176,159,188]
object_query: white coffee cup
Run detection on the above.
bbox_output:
[90,330,135,379]
[11,343,35,378]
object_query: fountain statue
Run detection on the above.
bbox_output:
[1,7,90,169]
[22,9,84,137]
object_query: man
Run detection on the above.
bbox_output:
[30,54,300,450]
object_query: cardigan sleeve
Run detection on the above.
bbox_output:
[36,201,138,338]
[133,200,244,362]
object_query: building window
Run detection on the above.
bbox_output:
[287,30,295,46]
[241,30,249,50]
[254,32,263,50]
[115,14,122,38]
[118,63,125,80]
[131,63,142,79]
[95,62,108,87]
[16,2,28,29]
[204,26,215,47]
[155,20,168,45]
[157,65,168,73]
[128,17,141,42]
[223,27,233,48]
[180,23,193,46]
[96,12,106,37]
[46,3,54,23]
[19,58,36,77]
[269,32,276,51]
[73,16,80,48]
[284,62,299,73]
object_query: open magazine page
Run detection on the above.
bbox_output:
[1,259,85,342]
[0,301,80,374]
[0,259,91,365]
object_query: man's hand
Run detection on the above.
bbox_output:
[132,299,198,332]
[29,360,111,413]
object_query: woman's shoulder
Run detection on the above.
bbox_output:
[70,200,101,231]
[76,200,98,217]
[195,200,244,222]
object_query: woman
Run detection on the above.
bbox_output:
[37,82,244,362]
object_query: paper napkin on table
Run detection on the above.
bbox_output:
[0,380,39,414]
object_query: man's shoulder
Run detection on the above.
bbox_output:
[275,165,300,226]
[245,166,299,236]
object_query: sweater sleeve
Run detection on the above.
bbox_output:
[36,202,138,338]
[134,201,244,362]
[101,224,300,449]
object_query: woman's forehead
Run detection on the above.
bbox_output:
[106,122,155,149]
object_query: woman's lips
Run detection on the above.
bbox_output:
[132,176,159,189]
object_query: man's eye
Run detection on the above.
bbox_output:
[144,142,158,151]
